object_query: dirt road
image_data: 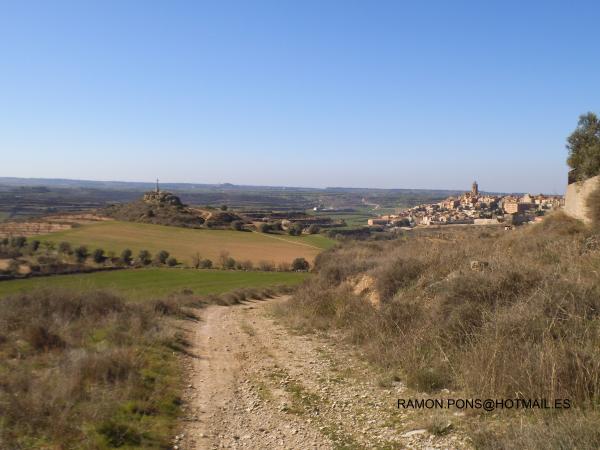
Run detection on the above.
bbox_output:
[179,297,470,449]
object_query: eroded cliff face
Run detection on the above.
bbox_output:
[564,175,599,224]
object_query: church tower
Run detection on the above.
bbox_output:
[471,181,479,196]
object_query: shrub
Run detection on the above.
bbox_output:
[58,241,72,254]
[120,248,133,264]
[166,257,178,267]
[291,257,310,271]
[231,220,244,231]
[199,258,213,269]
[155,250,170,265]
[223,257,236,270]
[257,222,271,233]
[307,224,320,234]
[374,257,424,302]
[258,260,275,271]
[138,249,152,265]
[288,223,303,236]
[74,245,89,263]
[10,236,27,248]
[92,248,105,263]
[29,239,41,252]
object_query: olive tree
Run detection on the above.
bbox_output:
[567,112,600,181]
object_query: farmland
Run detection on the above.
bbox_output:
[33,220,333,265]
[0,268,309,300]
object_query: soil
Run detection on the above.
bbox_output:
[178,297,472,449]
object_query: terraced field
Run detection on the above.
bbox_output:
[33,220,334,265]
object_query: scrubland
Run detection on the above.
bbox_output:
[277,212,600,448]
[0,285,292,449]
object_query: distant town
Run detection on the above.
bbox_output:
[367,181,563,229]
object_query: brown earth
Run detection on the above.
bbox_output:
[178,297,471,449]
[0,213,111,238]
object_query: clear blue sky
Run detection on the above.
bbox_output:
[1,0,599,193]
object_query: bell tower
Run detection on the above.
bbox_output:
[471,181,479,195]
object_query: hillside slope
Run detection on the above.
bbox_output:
[277,212,600,448]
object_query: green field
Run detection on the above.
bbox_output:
[34,220,333,265]
[0,268,309,300]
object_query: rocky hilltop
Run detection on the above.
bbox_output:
[104,189,206,228]
[104,188,243,229]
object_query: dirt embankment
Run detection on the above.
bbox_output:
[179,297,470,449]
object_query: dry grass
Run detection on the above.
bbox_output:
[0,284,292,449]
[277,212,600,447]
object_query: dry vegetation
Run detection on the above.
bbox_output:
[0,285,292,449]
[277,212,600,448]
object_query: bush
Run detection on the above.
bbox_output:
[92,248,105,264]
[166,257,178,267]
[231,220,244,231]
[120,248,133,265]
[155,250,170,265]
[291,257,310,271]
[138,249,152,265]
[288,223,303,236]
[198,258,213,269]
[58,241,72,254]
[307,224,320,234]
[257,222,271,233]
[10,236,27,248]
[74,245,89,263]
[223,257,236,270]
[29,239,41,252]
[258,260,275,271]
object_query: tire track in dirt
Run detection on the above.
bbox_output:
[179,297,472,449]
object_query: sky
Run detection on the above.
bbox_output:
[1,0,599,193]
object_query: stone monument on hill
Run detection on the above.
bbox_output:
[142,178,183,206]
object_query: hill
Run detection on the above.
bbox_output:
[32,220,332,265]
[277,212,600,447]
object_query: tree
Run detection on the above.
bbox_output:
[257,222,271,233]
[567,112,600,181]
[92,248,105,263]
[29,240,41,252]
[10,236,27,248]
[288,222,303,236]
[138,250,152,265]
[58,241,72,254]
[120,248,133,265]
[155,250,170,265]
[74,246,89,263]
[291,257,310,271]
[166,257,178,267]
[220,204,228,211]
[231,220,244,231]
[199,258,213,269]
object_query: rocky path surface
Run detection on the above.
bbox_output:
[179,297,471,449]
